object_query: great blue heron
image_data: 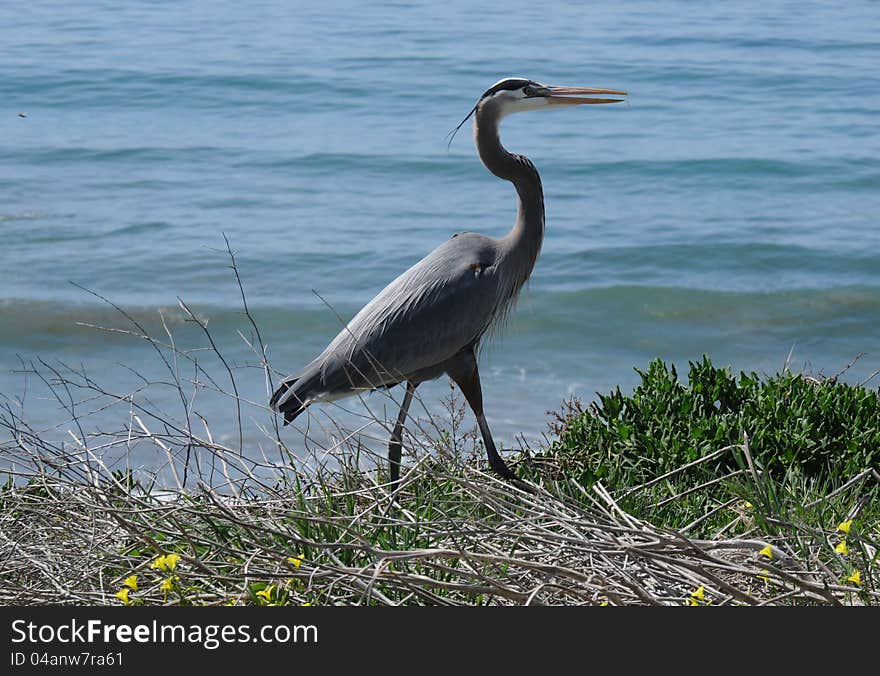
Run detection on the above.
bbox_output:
[271,77,626,483]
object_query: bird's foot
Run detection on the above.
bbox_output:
[489,457,536,494]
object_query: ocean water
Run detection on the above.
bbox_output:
[2,1,879,467]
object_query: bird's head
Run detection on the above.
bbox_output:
[448,77,626,145]
[478,78,626,117]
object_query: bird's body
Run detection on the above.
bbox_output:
[271,77,626,482]
[276,232,507,411]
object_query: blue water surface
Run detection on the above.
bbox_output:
[2,1,879,467]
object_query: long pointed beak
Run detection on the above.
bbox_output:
[545,85,627,105]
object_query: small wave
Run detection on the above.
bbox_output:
[248,151,466,177]
[0,298,211,347]
[635,33,877,54]
[106,221,172,237]
[540,241,880,288]
[562,157,819,180]
[0,211,44,223]
[520,284,880,333]
[13,220,172,244]
[23,145,225,165]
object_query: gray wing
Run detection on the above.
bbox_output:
[278,232,505,407]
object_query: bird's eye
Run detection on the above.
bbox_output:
[522,86,535,97]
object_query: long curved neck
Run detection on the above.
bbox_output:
[473,103,545,289]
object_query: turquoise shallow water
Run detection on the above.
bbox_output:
[2,1,879,462]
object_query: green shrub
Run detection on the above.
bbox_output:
[552,356,880,487]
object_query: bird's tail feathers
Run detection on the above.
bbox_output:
[269,378,294,408]
[269,377,307,426]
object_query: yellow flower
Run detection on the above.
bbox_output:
[847,570,861,586]
[114,588,130,605]
[758,545,773,559]
[224,599,238,606]
[690,585,705,600]
[835,540,848,556]
[151,553,181,572]
[688,597,700,606]
[743,501,753,509]
[255,584,275,604]
[123,575,138,591]
[302,602,312,607]
[837,520,853,534]
[160,576,178,592]
[287,556,303,568]
[757,569,771,583]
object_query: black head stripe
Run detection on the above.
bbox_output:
[480,78,531,100]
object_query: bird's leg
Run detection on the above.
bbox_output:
[446,350,517,481]
[388,381,416,484]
